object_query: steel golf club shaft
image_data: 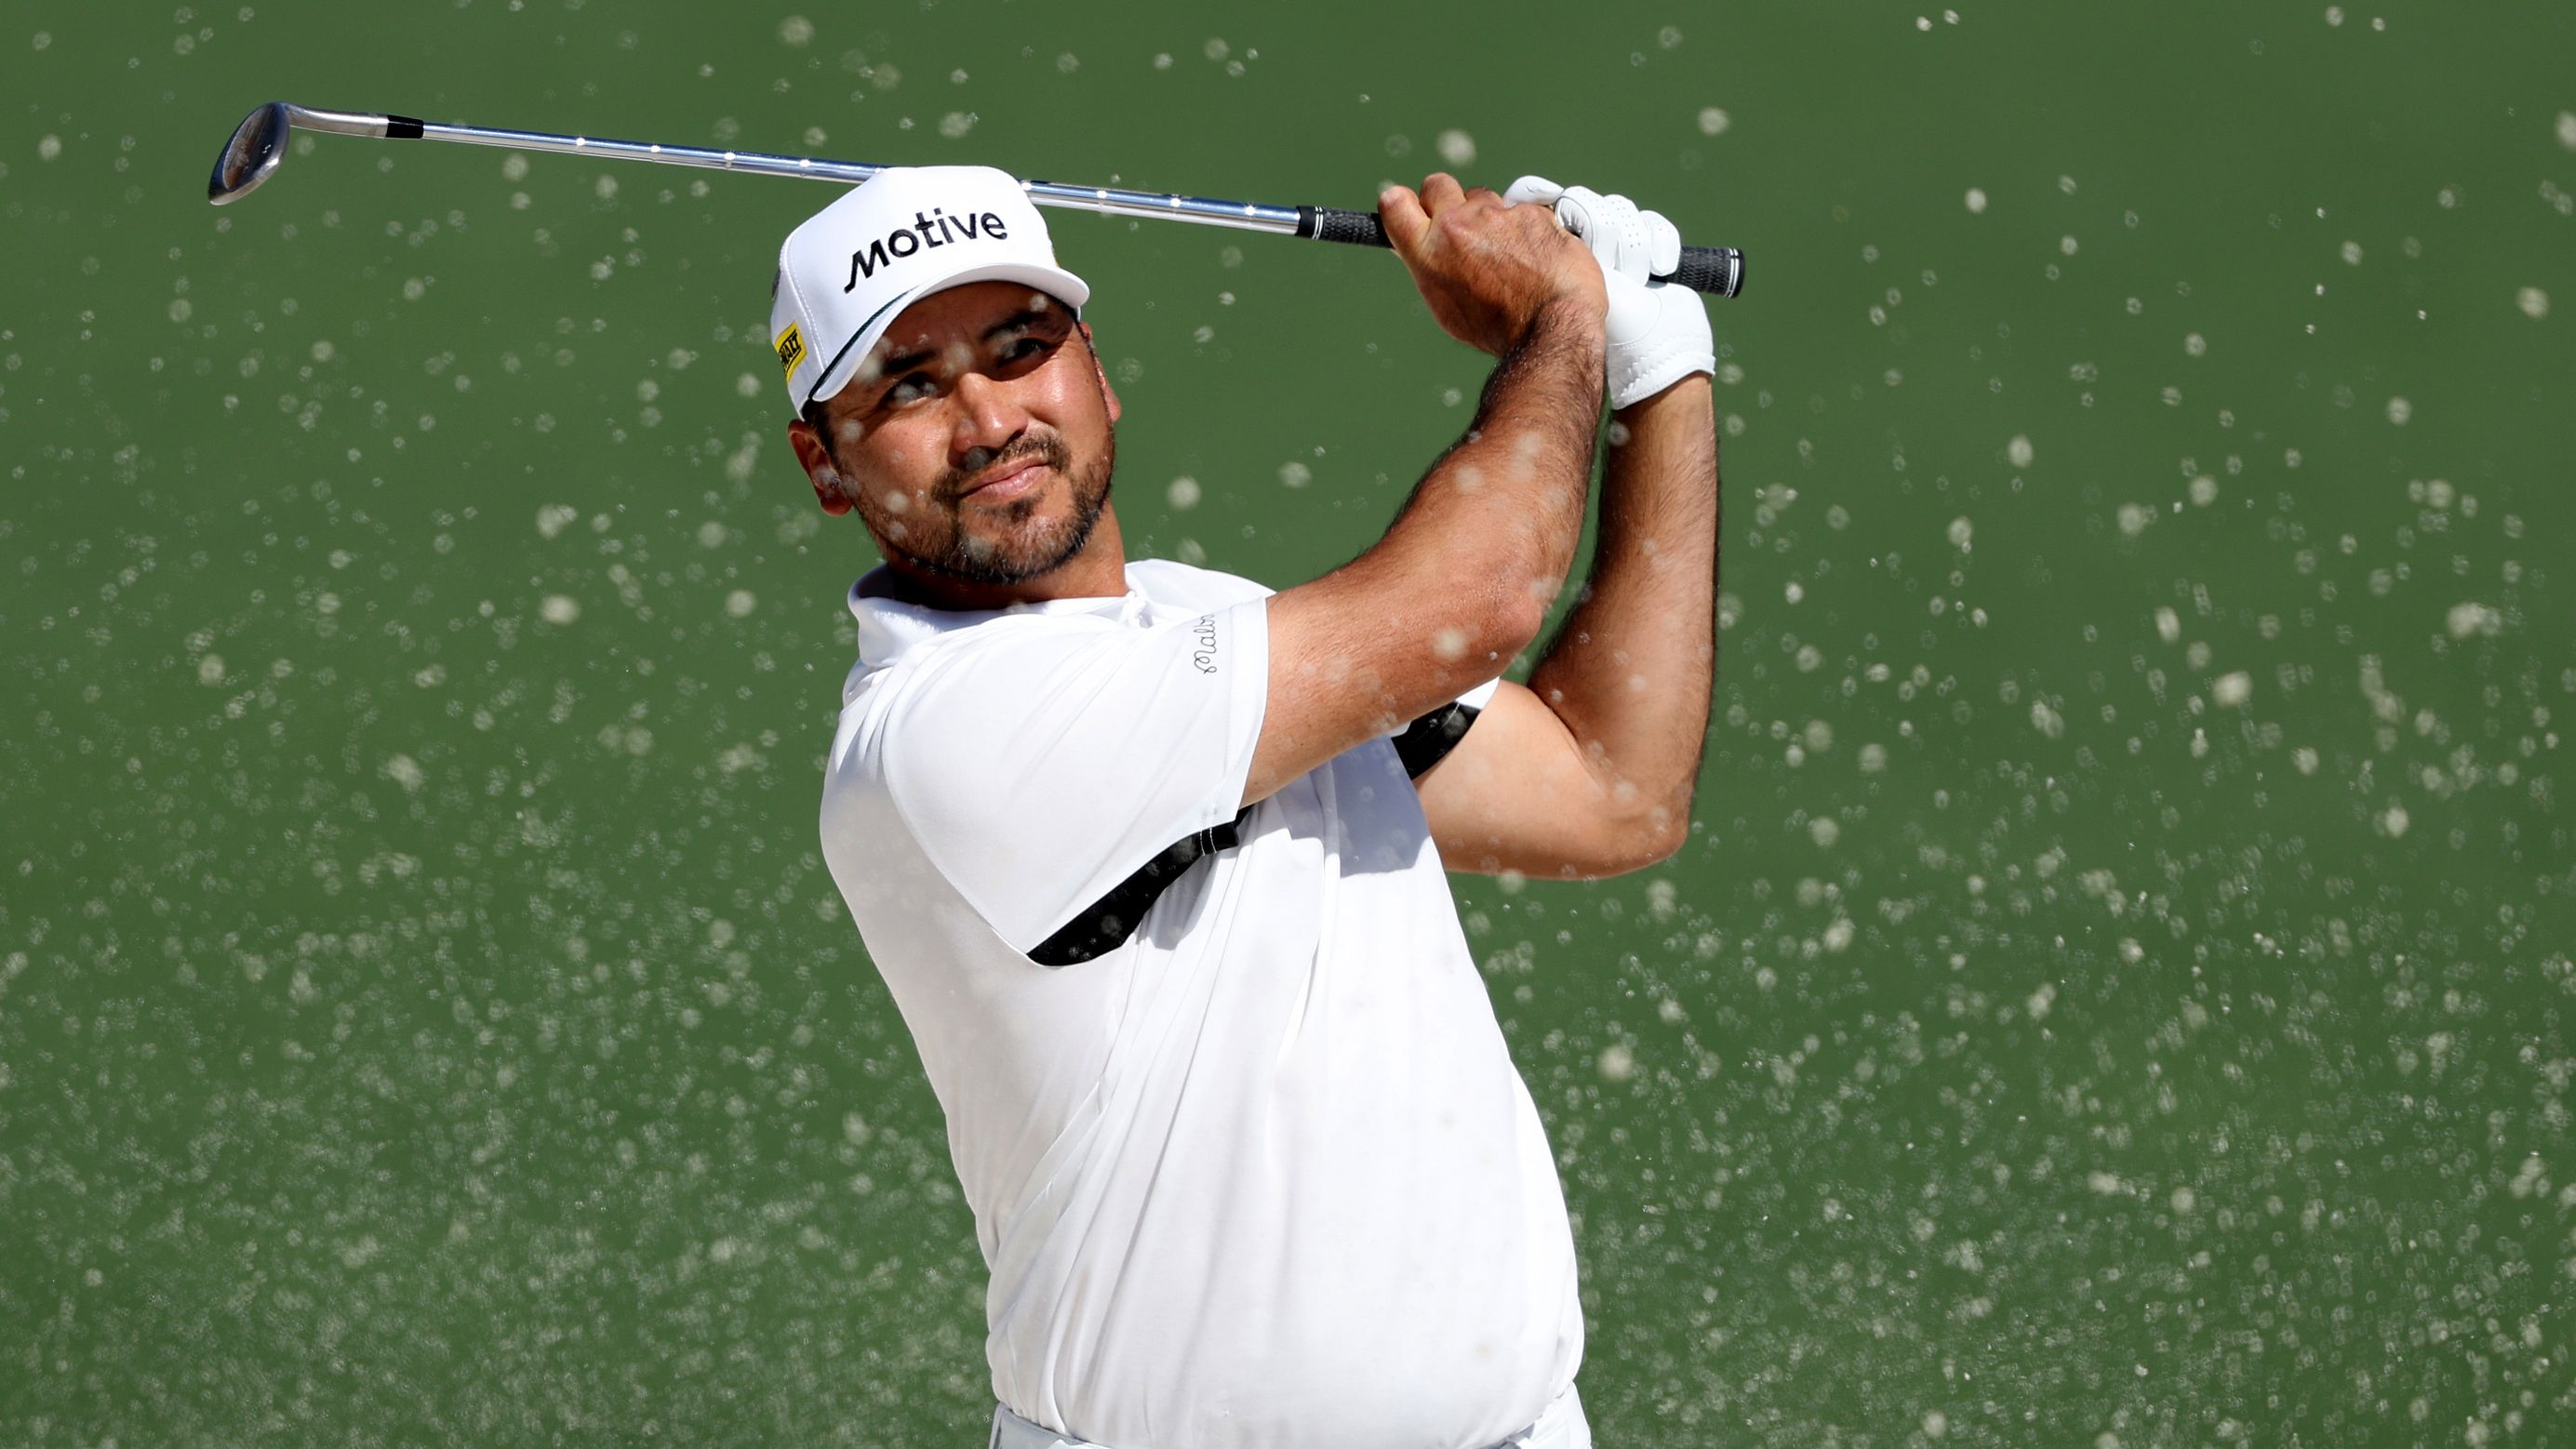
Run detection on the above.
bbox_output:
[208,101,1745,297]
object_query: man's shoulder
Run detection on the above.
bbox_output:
[1129,557,1274,607]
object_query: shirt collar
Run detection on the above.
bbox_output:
[846,565,1146,670]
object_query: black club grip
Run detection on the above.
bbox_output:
[1301,205,1393,248]
[1665,245,1743,299]
[1294,206,1744,297]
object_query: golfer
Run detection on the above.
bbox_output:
[776,163,1717,1449]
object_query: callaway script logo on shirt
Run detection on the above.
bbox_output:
[845,207,1012,291]
[1190,614,1221,673]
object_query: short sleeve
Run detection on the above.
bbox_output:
[1376,677,1500,742]
[870,598,1270,954]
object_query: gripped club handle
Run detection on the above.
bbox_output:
[1292,205,1744,298]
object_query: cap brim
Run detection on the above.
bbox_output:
[805,262,1091,409]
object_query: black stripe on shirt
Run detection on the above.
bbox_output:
[1025,701,1483,967]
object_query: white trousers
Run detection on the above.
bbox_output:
[989,1382,1590,1449]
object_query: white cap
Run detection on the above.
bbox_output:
[769,165,1091,414]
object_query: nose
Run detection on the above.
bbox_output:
[948,367,1032,469]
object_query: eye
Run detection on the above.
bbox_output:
[881,373,937,406]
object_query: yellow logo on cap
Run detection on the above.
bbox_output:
[774,322,807,383]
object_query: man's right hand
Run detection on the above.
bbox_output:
[1379,173,1608,356]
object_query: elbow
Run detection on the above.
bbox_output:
[1605,816,1690,876]
[1635,788,1697,867]
[1583,791,1693,877]
[1406,538,1558,686]
[1632,811,1691,870]
[1476,581,1550,663]
[1517,809,1688,884]
[1416,583,1543,698]
[1473,537,1568,659]
[1453,799,1690,884]
[1484,603,1546,667]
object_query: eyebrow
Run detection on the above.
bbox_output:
[871,310,1062,383]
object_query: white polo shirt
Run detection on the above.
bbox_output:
[818,558,1582,1449]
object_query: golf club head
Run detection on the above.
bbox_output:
[208,101,290,205]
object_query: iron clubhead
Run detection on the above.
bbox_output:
[209,101,291,205]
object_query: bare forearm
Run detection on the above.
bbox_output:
[1524,378,1718,833]
[1364,305,1607,635]
[1256,305,1604,795]
[1248,177,1614,808]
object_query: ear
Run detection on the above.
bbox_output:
[1079,322,1121,424]
[787,416,856,516]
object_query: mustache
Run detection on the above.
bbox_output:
[939,432,1071,502]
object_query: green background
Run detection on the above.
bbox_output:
[6,0,2572,1443]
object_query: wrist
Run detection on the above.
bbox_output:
[1516,294,1607,357]
[1610,371,1713,419]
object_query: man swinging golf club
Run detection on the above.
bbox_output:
[781,163,1718,1449]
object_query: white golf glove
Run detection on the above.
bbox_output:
[1505,175,1714,410]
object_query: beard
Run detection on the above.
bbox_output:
[856,427,1115,587]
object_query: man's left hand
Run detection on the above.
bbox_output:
[1504,176,1715,411]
